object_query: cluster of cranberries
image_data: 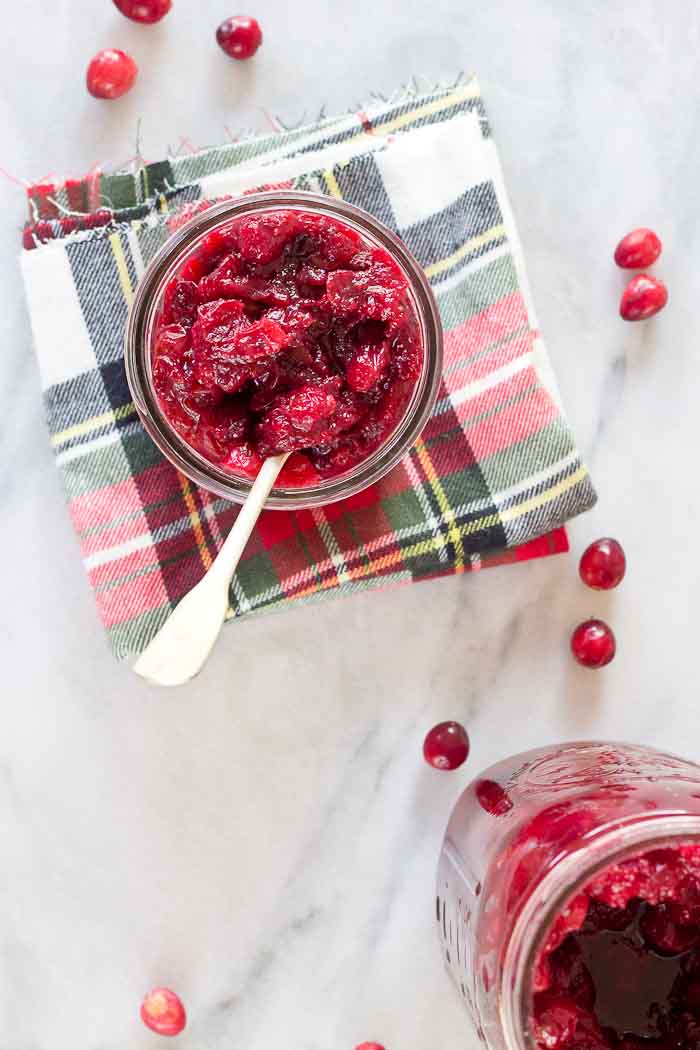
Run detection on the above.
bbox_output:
[86,2,262,100]
[571,537,626,669]
[615,228,668,321]
[421,540,628,767]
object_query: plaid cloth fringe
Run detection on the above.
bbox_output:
[20,77,595,659]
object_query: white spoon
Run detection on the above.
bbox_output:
[133,452,289,687]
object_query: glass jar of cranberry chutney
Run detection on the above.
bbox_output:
[125,192,443,510]
[437,742,700,1050]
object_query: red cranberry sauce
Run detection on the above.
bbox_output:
[152,210,423,487]
[532,844,700,1050]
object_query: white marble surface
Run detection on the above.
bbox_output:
[2,1,700,1047]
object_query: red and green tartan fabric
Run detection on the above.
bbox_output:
[20,79,594,660]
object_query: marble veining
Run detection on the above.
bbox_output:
[3,1,700,1047]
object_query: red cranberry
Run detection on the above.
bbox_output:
[216,15,263,59]
[86,49,138,99]
[140,988,186,1037]
[355,1044,386,1050]
[113,0,171,22]
[423,721,470,771]
[570,619,616,669]
[620,274,668,321]
[579,538,626,590]
[475,778,513,816]
[614,228,662,269]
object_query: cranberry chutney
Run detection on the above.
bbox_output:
[435,743,700,1050]
[151,206,424,488]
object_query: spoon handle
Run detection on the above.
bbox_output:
[133,453,289,687]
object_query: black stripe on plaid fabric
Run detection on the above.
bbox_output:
[333,154,397,230]
[66,238,130,367]
[139,160,175,201]
[399,181,502,271]
[99,359,135,429]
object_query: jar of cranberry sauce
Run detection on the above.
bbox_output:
[437,742,700,1050]
[125,192,443,510]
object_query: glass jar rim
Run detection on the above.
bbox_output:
[124,190,444,510]
[500,814,700,1050]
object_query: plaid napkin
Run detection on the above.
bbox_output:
[20,77,595,660]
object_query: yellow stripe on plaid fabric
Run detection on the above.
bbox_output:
[109,232,134,306]
[322,170,343,199]
[425,223,506,280]
[413,436,466,571]
[176,472,213,572]
[51,402,136,447]
[499,464,589,523]
[377,81,481,136]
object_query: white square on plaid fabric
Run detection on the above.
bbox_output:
[21,243,97,390]
[375,113,489,229]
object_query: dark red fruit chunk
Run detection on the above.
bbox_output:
[579,538,626,591]
[423,721,470,771]
[474,778,513,816]
[256,384,339,455]
[614,228,662,269]
[346,342,391,392]
[140,987,186,1036]
[216,15,263,60]
[223,441,262,477]
[162,279,199,327]
[532,993,581,1050]
[620,274,668,321]
[113,0,171,22]
[570,619,616,669]
[86,49,138,100]
[639,901,700,955]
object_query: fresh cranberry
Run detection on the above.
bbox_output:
[140,988,186,1036]
[475,778,513,816]
[579,538,626,590]
[614,228,662,269]
[570,619,616,669]
[86,49,138,99]
[355,1044,386,1050]
[423,721,470,771]
[620,274,668,321]
[113,0,171,22]
[216,15,263,59]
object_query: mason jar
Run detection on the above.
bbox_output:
[125,191,443,510]
[436,741,700,1050]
